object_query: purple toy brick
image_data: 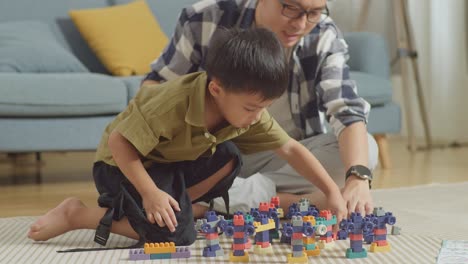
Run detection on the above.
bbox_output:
[171,247,191,258]
[129,249,150,261]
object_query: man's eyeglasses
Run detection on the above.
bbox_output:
[278,0,329,23]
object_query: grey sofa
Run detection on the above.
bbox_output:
[0,0,399,166]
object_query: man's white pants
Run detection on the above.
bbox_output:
[209,133,379,213]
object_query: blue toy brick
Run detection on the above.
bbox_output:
[207,244,221,251]
[205,211,219,222]
[337,230,348,240]
[234,226,245,232]
[293,245,304,251]
[350,240,363,248]
[375,234,387,241]
[234,238,245,244]
[280,235,291,244]
[364,234,374,244]
[351,244,364,252]
[203,248,218,257]
[293,226,305,233]
[129,249,150,261]
[292,251,304,257]
[233,250,245,256]
[150,253,172,260]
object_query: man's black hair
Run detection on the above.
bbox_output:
[205,27,289,100]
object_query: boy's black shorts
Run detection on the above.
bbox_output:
[92,141,242,245]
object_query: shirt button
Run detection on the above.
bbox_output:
[204,132,210,138]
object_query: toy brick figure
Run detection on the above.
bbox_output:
[28,27,346,249]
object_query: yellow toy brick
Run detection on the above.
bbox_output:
[253,245,273,255]
[144,242,176,254]
[370,243,391,253]
[287,252,308,263]
[253,219,275,232]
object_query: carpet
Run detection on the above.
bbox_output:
[372,181,468,240]
[1,182,467,263]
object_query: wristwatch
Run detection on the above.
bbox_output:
[345,165,373,189]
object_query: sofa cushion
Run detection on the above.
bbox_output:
[350,71,393,106]
[117,76,145,102]
[0,73,127,117]
[69,0,168,76]
[0,20,89,73]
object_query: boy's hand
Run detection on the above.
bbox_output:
[142,188,181,232]
[326,191,347,232]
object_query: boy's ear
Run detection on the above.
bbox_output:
[208,79,223,98]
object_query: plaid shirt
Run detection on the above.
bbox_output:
[144,0,370,137]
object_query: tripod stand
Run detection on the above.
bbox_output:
[357,0,432,151]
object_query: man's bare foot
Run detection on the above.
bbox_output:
[27,197,85,241]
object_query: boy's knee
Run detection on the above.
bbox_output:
[216,141,242,167]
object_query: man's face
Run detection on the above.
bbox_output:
[256,0,327,48]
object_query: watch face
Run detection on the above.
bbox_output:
[349,165,373,181]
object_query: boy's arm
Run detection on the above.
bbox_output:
[108,130,180,232]
[274,139,347,220]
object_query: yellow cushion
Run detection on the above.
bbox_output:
[69,0,168,76]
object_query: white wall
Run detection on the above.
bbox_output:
[330,0,468,143]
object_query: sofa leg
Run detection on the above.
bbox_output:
[7,152,43,184]
[374,134,392,169]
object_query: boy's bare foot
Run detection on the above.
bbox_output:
[27,197,85,241]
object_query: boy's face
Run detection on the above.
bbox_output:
[208,82,275,129]
[256,0,327,48]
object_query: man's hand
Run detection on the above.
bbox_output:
[341,176,373,216]
[142,188,181,232]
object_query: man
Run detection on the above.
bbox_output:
[142,0,378,216]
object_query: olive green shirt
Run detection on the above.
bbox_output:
[95,72,290,167]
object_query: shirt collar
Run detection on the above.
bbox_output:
[185,72,208,127]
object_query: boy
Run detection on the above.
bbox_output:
[28,27,346,245]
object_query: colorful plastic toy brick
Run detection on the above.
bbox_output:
[251,201,281,241]
[224,212,255,262]
[144,242,176,254]
[282,215,315,263]
[369,207,396,253]
[315,210,337,249]
[195,211,228,257]
[128,246,191,261]
[253,215,276,254]
[340,212,375,259]
[302,216,320,256]
[391,225,401,235]
[286,198,319,219]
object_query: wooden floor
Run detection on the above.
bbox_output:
[0,137,467,217]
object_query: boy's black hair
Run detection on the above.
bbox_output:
[205,27,289,100]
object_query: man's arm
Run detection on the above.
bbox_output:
[141,79,160,86]
[338,121,374,215]
[274,139,347,221]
